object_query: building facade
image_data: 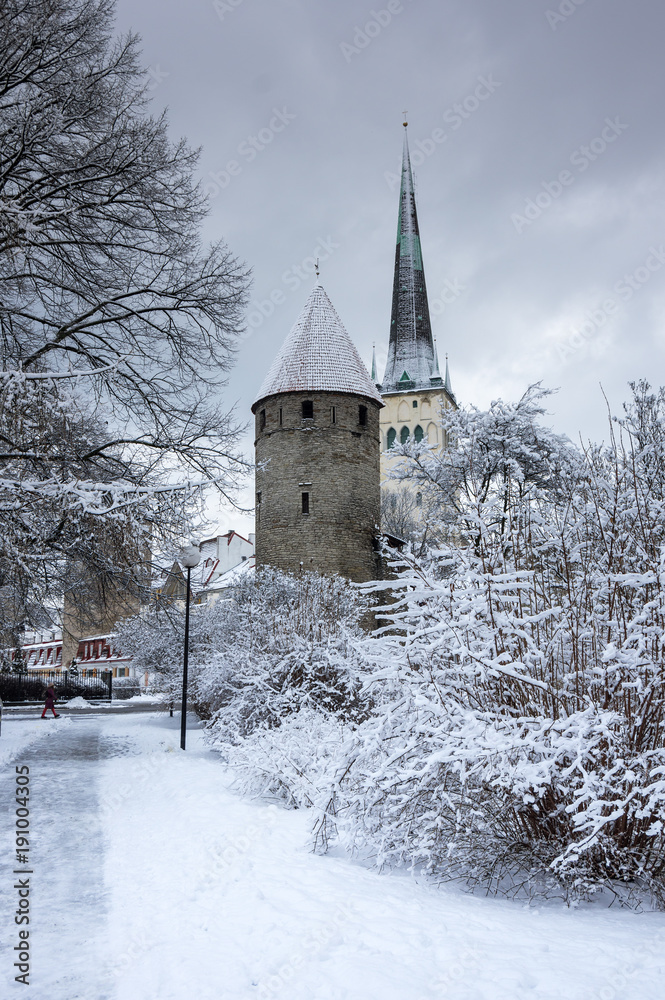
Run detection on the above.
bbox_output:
[377,123,456,480]
[252,284,384,582]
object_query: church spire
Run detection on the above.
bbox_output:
[380,122,436,392]
[444,353,454,397]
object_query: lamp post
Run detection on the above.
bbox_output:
[179,543,201,750]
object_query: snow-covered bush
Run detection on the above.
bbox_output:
[199,568,372,745]
[117,566,372,735]
[308,384,665,904]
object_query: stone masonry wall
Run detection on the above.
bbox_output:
[254,390,382,582]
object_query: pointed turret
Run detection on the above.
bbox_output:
[430,337,442,386]
[444,353,454,397]
[253,283,383,410]
[380,124,436,392]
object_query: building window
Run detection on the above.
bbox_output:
[413,400,418,408]
[259,408,266,430]
[358,405,367,426]
[256,491,262,505]
[279,407,283,425]
[387,427,396,449]
[400,426,410,445]
[416,491,423,507]
[414,424,424,443]
[330,405,336,424]
[301,491,310,514]
[302,400,313,419]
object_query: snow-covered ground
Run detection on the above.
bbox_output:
[1,710,664,999]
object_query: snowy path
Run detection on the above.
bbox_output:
[1,717,116,998]
[2,710,665,999]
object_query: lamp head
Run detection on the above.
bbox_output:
[180,543,201,569]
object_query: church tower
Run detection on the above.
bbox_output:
[252,282,384,582]
[378,123,456,476]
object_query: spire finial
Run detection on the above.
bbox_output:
[315,257,320,278]
[402,109,408,128]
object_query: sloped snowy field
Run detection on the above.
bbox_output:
[1,710,664,999]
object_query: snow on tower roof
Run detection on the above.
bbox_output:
[252,283,384,410]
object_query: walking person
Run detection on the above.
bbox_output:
[41,683,60,719]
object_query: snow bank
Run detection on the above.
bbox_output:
[64,696,91,708]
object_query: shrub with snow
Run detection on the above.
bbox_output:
[309,383,665,904]
[117,566,372,738]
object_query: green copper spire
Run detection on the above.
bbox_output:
[381,122,436,392]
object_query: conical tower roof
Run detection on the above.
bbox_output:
[381,125,437,392]
[252,283,383,410]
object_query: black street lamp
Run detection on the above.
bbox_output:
[179,543,201,750]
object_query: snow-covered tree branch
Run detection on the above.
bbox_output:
[0,0,251,632]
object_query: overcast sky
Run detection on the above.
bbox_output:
[115,0,665,538]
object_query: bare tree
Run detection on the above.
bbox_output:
[0,0,251,631]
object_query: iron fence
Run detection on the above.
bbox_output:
[0,668,112,704]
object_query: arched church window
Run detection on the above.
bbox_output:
[400,426,410,445]
[414,425,424,443]
[387,427,396,449]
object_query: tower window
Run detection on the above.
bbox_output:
[301,491,310,514]
[414,424,424,443]
[256,491,262,505]
[416,491,423,507]
[259,408,266,430]
[387,427,396,449]
[412,400,418,408]
[302,400,313,419]
[358,405,367,426]
[330,405,336,424]
[400,426,410,445]
[279,407,283,426]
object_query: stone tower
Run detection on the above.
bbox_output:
[378,123,456,478]
[252,282,384,582]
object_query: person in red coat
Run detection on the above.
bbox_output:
[41,684,60,718]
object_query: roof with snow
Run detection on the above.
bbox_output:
[252,283,384,410]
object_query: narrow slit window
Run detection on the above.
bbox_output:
[279,407,283,425]
[331,405,336,424]
[259,408,266,430]
[301,491,310,514]
[302,400,313,419]
[358,405,367,426]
